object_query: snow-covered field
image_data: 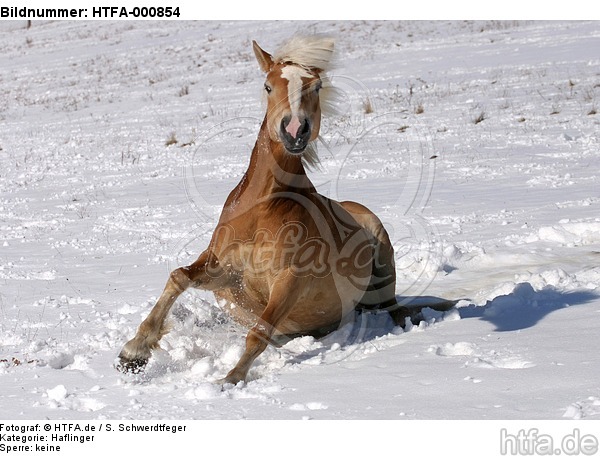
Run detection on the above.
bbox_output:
[0,20,599,420]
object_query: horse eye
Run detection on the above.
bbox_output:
[264,84,272,94]
[315,81,323,93]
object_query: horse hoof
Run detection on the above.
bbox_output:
[216,374,246,388]
[116,356,148,374]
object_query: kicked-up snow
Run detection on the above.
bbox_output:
[0,20,599,420]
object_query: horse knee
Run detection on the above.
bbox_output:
[180,251,228,290]
[169,267,192,293]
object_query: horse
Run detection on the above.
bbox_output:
[118,36,419,385]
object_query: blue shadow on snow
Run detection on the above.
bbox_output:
[457,282,599,332]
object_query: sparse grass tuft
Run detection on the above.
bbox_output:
[473,111,486,124]
[121,147,140,165]
[362,98,374,114]
[178,85,190,97]
[165,132,178,146]
[415,104,424,115]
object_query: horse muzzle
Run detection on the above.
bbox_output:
[280,116,311,153]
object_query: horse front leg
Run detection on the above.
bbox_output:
[218,272,300,386]
[118,249,223,373]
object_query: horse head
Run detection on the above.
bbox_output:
[252,36,334,158]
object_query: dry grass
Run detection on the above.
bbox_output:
[178,85,190,97]
[473,111,486,124]
[165,132,178,146]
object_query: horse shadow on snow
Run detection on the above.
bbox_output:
[284,284,599,365]
[457,282,598,332]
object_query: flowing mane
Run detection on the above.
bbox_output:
[273,35,335,73]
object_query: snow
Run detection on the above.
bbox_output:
[0,20,599,420]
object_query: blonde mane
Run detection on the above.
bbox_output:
[273,35,335,73]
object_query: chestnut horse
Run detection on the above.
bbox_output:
[118,36,413,385]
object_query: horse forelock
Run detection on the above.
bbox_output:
[273,35,335,73]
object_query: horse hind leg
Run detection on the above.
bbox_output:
[340,202,400,317]
[360,234,397,310]
[357,243,454,328]
[393,299,459,327]
[339,202,459,328]
[118,250,223,373]
[358,236,455,328]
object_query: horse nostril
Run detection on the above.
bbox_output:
[301,119,310,136]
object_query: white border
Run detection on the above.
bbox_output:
[2,420,600,456]
[3,0,599,20]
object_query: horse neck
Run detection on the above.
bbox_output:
[245,117,314,198]
[218,117,316,231]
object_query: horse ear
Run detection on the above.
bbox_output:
[252,40,273,73]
